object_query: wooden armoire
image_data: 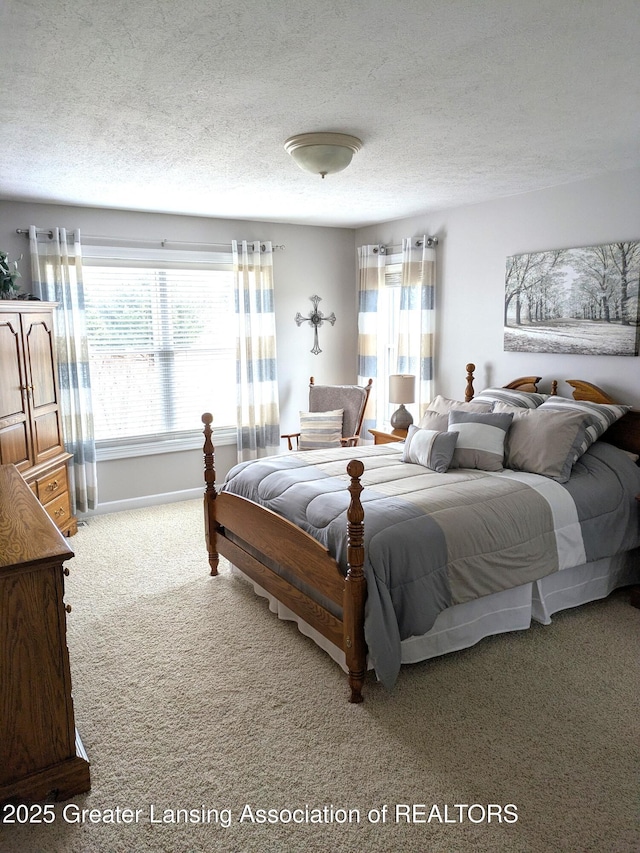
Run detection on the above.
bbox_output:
[0,302,77,536]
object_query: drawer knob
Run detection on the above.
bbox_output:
[47,480,60,492]
[54,507,65,518]
[65,603,72,614]
[63,567,70,576]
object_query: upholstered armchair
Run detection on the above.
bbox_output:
[281,377,373,451]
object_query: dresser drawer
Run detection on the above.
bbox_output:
[36,465,69,503]
[43,490,72,528]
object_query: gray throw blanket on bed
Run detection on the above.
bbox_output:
[222,442,640,688]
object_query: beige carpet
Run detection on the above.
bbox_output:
[3,500,639,853]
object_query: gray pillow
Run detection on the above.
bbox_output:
[537,398,630,457]
[505,409,598,482]
[402,425,458,473]
[448,410,514,471]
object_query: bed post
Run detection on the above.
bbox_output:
[201,413,219,576]
[465,363,476,402]
[344,459,366,704]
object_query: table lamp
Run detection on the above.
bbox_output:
[389,374,415,429]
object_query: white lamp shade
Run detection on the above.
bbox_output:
[389,374,415,404]
[284,133,362,178]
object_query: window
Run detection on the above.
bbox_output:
[82,248,236,453]
[358,239,436,429]
[379,256,403,415]
[379,251,433,414]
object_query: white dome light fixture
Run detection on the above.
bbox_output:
[284,132,362,179]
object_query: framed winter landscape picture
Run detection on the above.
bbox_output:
[504,241,640,355]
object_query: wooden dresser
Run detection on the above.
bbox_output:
[0,464,90,803]
[0,302,77,536]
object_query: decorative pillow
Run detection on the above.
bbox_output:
[492,401,533,414]
[427,394,492,414]
[505,409,599,482]
[402,425,458,473]
[416,410,449,431]
[298,409,343,451]
[537,398,630,458]
[448,410,514,471]
[473,387,548,409]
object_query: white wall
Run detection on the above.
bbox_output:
[4,167,637,509]
[356,167,640,407]
[0,200,357,509]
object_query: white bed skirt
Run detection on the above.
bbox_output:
[231,549,639,674]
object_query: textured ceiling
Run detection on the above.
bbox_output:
[2,0,639,227]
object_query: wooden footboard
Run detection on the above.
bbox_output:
[201,414,367,703]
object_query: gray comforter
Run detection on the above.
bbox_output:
[222,441,640,688]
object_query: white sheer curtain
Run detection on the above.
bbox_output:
[356,245,386,432]
[399,237,436,418]
[29,226,98,511]
[233,240,280,461]
[357,237,436,426]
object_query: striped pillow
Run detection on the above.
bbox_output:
[402,425,458,473]
[299,409,344,451]
[473,387,548,409]
[448,410,514,471]
[537,398,630,457]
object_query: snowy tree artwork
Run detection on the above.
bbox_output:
[504,241,640,355]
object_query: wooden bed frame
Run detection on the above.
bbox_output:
[202,364,640,703]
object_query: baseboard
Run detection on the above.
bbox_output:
[78,487,206,518]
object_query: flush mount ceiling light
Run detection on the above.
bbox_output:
[284,132,362,179]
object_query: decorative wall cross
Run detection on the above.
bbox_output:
[295,295,336,355]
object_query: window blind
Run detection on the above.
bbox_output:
[82,258,236,447]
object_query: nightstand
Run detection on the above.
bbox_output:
[369,427,408,445]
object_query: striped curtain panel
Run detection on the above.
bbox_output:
[29,226,98,512]
[233,240,281,461]
[399,237,436,418]
[356,245,386,433]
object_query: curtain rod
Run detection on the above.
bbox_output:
[376,235,438,254]
[16,229,285,251]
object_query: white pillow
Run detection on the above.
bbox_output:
[299,409,343,451]
[427,394,492,414]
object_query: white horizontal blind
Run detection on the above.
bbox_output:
[384,259,402,289]
[82,260,236,446]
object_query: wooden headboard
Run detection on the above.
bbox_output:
[464,363,640,457]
